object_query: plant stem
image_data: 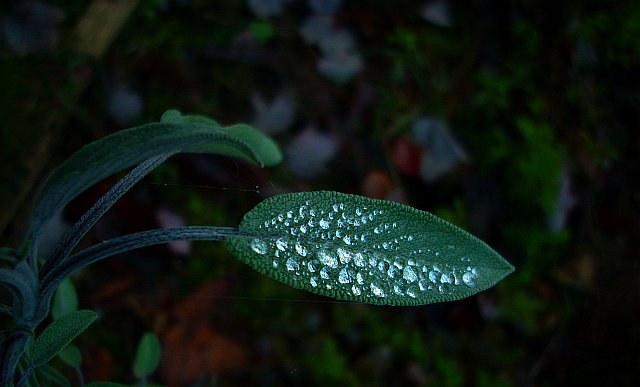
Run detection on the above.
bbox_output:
[0,329,31,387]
[40,153,175,280]
[39,226,258,309]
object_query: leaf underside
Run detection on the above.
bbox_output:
[226,191,514,306]
[28,111,281,248]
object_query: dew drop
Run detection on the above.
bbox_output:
[440,273,453,284]
[300,225,308,233]
[418,279,429,291]
[406,286,419,298]
[295,242,308,256]
[462,271,479,287]
[320,266,331,279]
[308,260,320,273]
[370,282,386,298]
[275,238,288,251]
[387,267,398,279]
[351,285,361,296]
[272,260,279,269]
[319,219,330,229]
[332,204,339,212]
[374,226,382,234]
[309,209,316,217]
[326,284,332,290]
[356,271,365,284]
[308,218,316,228]
[355,208,362,216]
[439,283,452,294]
[353,252,366,267]
[318,250,338,268]
[394,285,404,296]
[250,239,268,255]
[277,213,285,221]
[378,261,390,272]
[403,266,418,283]
[286,257,300,271]
[343,236,352,245]
[310,277,318,287]
[339,268,352,284]
[337,248,351,264]
[429,270,440,283]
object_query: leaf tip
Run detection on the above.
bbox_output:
[160,109,182,123]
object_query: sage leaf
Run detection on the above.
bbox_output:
[57,344,81,368]
[28,111,281,252]
[34,364,72,387]
[226,191,514,305]
[133,332,162,379]
[31,310,97,367]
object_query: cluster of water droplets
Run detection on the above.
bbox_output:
[247,200,480,300]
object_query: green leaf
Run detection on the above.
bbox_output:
[226,191,514,305]
[58,344,82,368]
[51,278,78,320]
[133,332,162,379]
[161,110,282,167]
[28,111,281,250]
[34,364,72,387]
[31,310,97,367]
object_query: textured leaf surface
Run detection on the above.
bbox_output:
[133,332,162,379]
[226,191,514,305]
[32,310,97,366]
[28,111,281,248]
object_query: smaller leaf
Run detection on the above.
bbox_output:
[133,332,162,379]
[58,344,82,368]
[51,278,78,320]
[35,364,72,387]
[31,310,97,367]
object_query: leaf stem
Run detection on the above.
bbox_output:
[40,153,175,280]
[39,226,258,305]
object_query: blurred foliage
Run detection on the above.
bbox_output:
[1,0,639,385]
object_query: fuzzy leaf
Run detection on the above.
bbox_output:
[58,344,81,368]
[28,111,281,250]
[133,332,162,379]
[226,191,514,305]
[31,310,97,366]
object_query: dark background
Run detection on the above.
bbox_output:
[1,0,639,385]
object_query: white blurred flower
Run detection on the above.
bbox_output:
[286,127,339,179]
[316,29,362,83]
[3,0,64,54]
[420,1,452,28]
[300,15,334,44]
[156,208,191,256]
[108,86,144,127]
[548,163,577,232]
[412,117,467,182]
[247,0,292,18]
[308,0,342,15]
[251,92,296,135]
[317,51,363,84]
